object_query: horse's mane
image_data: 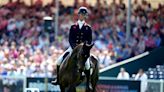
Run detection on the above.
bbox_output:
[64,43,83,68]
[71,43,83,55]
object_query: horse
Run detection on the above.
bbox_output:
[58,42,99,92]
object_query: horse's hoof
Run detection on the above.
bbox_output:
[86,85,93,92]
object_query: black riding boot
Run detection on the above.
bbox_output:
[85,70,93,91]
[51,65,60,85]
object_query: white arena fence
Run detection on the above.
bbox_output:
[0,76,163,92]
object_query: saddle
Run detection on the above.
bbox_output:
[62,52,70,63]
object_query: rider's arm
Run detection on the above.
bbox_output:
[85,26,92,44]
[69,25,76,49]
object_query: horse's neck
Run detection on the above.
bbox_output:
[65,54,78,71]
[64,47,80,71]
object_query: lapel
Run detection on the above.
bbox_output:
[77,21,86,30]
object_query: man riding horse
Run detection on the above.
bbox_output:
[52,6,93,90]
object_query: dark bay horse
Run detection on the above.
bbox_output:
[58,43,99,92]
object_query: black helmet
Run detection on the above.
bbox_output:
[78,6,88,15]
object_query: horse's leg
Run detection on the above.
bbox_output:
[60,86,65,92]
[67,86,76,92]
[90,74,98,92]
[91,72,99,92]
[90,57,99,92]
[91,83,96,92]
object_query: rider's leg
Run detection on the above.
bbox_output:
[56,47,73,65]
[52,47,72,85]
[85,58,91,70]
[85,58,93,90]
[51,65,60,85]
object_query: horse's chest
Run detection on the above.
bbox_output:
[60,71,80,83]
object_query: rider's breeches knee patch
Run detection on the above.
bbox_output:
[56,47,72,65]
[56,55,63,65]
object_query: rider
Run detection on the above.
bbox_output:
[52,6,93,89]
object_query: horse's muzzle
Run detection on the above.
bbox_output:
[78,67,84,73]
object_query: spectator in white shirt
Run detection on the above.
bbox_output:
[117,67,130,80]
[135,69,148,92]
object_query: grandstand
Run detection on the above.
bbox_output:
[0,0,164,92]
[146,64,164,79]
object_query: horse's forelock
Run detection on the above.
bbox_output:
[72,43,92,55]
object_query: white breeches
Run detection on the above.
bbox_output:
[56,47,90,70]
[56,47,72,65]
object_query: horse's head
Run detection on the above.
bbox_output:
[74,42,94,71]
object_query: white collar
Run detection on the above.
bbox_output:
[77,20,85,25]
[77,20,85,29]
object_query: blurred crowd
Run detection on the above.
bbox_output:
[0,0,164,77]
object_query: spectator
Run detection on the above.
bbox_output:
[98,50,115,68]
[16,66,26,76]
[160,28,164,46]
[0,46,5,61]
[117,67,130,80]
[135,69,148,92]
[31,65,45,77]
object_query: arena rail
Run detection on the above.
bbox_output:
[1,76,163,92]
[100,51,150,73]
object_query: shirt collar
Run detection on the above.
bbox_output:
[77,20,85,25]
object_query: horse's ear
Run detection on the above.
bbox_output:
[90,43,94,48]
[89,43,94,49]
[84,41,87,46]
